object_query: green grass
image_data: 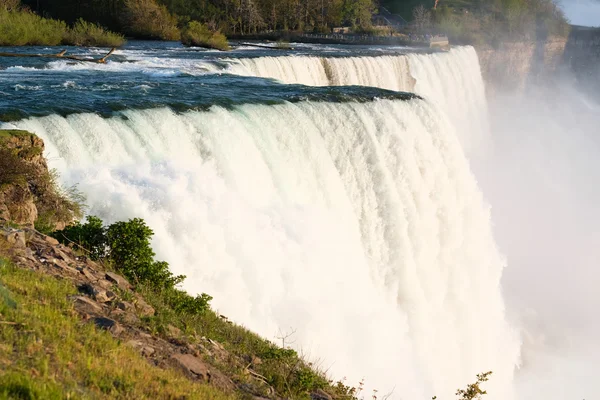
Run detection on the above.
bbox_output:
[0,130,30,140]
[138,285,341,399]
[0,8,124,47]
[0,257,233,400]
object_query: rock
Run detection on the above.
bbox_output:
[105,272,131,290]
[171,354,210,381]
[208,368,236,392]
[44,235,59,246]
[73,296,103,314]
[78,283,115,303]
[166,324,182,338]
[252,356,262,366]
[311,389,333,400]
[78,267,96,282]
[116,301,133,311]
[1,229,26,248]
[121,312,140,325]
[0,183,37,227]
[134,297,155,317]
[52,258,78,274]
[96,279,113,290]
[93,317,123,335]
[126,340,155,357]
[94,290,116,303]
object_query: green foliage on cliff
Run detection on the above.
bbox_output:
[0,130,84,231]
[0,258,233,399]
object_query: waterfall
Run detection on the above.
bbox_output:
[227,47,489,151]
[11,98,519,398]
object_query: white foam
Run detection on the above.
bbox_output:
[13,99,519,399]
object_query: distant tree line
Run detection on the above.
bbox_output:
[20,0,379,40]
[410,0,570,45]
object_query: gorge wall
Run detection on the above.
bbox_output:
[475,25,600,93]
[563,25,600,93]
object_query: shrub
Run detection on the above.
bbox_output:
[455,371,492,400]
[0,148,33,186]
[121,0,180,40]
[181,21,230,51]
[162,287,213,314]
[65,19,125,47]
[53,216,212,314]
[0,8,66,46]
[32,169,85,234]
[106,218,185,289]
[52,216,107,260]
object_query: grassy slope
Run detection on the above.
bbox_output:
[0,257,233,400]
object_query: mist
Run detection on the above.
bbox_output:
[475,78,600,399]
[560,0,600,26]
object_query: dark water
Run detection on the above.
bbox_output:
[0,41,420,120]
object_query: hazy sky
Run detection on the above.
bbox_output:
[559,0,600,26]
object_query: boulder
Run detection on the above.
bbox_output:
[1,229,26,248]
[73,296,103,314]
[93,317,123,335]
[311,389,333,400]
[134,297,155,317]
[116,301,133,311]
[166,324,182,338]
[105,272,131,290]
[170,354,210,381]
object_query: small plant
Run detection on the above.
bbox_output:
[181,21,230,51]
[455,371,492,400]
[433,371,493,400]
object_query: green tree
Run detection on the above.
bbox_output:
[106,218,185,289]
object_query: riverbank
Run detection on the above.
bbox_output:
[230,32,449,48]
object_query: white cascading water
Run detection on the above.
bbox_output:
[10,97,519,398]
[228,46,489,152]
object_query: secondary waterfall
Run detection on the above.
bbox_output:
[11,98,519,398]
[227,46,489,152]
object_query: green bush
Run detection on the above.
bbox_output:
[122,0,180,40]
[181,21,230,51]
[65,19,125,47]
[0,8,66,46]
[106,218,185,290]
[0,8,124,46]
[53,217,212,314]
[52,216,107,260]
